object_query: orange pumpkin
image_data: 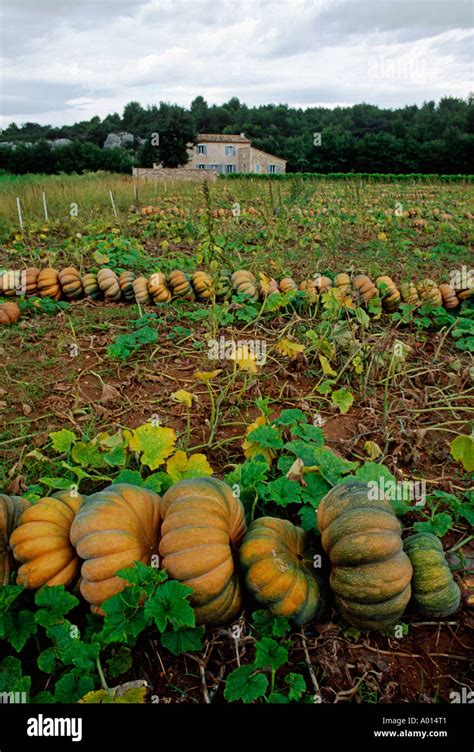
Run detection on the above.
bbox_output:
[37,268,61,300]
[0,301,20,325]
[0,494,31,585]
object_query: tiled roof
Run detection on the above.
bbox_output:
[197,133,250,143]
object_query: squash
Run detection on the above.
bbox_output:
[314,275,332,293]
[82,272,101,299]
[334,273,351,294]
[24,267,40,297]
[159,478,246,626]
[438,283,459,310]
[403,533,461,618]
[58,267,84,300]
[0,301,20,325]
[70,484,161,614]
[0,494,31,585]
[97,269,121,301]
[132,276,151,305]
[119,271,136,302]
[192,271,214,300]
[148,272,172,303]
[9,490,84,588]
[216,271,232,299]
[353,275,378,304]
[239,516,326,625]
[299,279,319,303]
[457,287,474,301]
[400,281,420,305]
[417,279,442,307]
[37,268,61,300]
[317,482,412,631]
[168,270,195,301]
[231,270,259,301]
[375,276,400,312]
[279,277,298,293]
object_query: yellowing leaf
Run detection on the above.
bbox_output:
[319,355,337,377]
[242,416,277,465]
[364,441,382,460]
[171,390,195,408]
[194,370,222,383]
[450,433,474,472]
[126,423,176,470]
[276,338,305,358]
[229,347,259,373]
[259,272,271,295]
[378,232,387,241]
[166,450,213,482]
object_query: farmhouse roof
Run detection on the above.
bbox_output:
[197,133,251,143]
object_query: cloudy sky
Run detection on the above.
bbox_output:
[0,0,472,128]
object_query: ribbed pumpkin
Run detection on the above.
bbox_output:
[148,272,172,303]
[192,271,214,300]
[239,516,326,625]
[314,275,332,293]
[70,484,161,614]
[24,267,40,297]
[299,279,319,303]
[438,283,459,310]
[132,276,151,305]
[353,274,378,304]
[418,279,442,307]
[400,281,420,305]
[279,277,298,293]
[403,533,461,618]
[0,301,20,325]
[37,268,61,300]
[82,272,101,299]
[58,267,84,300]
[9,490,84,588]
[334,273,351,294]
[159,478,246,626]
[168,270,195,300]
[259,274,279,297]
[376,276,400,312]
[231,270,259,301]
[0,494,31,585]
[318,482,412,631]
[119,271,136,302]
[457,286,474,301]
[97,269,121,301]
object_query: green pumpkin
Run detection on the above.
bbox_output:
[403,533,461,618]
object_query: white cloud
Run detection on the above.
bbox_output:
[0,0,472,127]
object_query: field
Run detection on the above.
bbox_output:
[0,172,473,707]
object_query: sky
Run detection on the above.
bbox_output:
[0,0,472,128]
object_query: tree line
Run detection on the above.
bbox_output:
[0,96,472,175]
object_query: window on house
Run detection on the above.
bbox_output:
[197,164,205,170]
[255,164,261,173]
[268,164,276,174]
[197,144,207,155]
[225,164,236,173]
[225,145,236,156]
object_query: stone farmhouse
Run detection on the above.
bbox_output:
[184,133,287,174]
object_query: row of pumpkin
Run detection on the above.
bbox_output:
[1,266,473,315]
[1,478,461,632]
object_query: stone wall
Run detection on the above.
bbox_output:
[248,147,286,174]
[132,166,218,182]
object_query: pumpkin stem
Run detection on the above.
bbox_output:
[96,656,109,690]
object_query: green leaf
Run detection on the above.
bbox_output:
[299,473,332,507]
[353,461,396,485]
[116,561,166,588]
[317,380,334,396]
[103,446,127,467]
[39,476,74,491]
[54,672,95,703]
[34,586,79,623]
[285,673,306,701]
[0,656,31,698]
[144,580,195,632]
[224,665,269,703]
[107,647,133,678]
[268,692,290,703]
[49,429,76,453]
[160,625,205,655]
[331,388,354,414]
[31,691,55,703]
[38,647,57,674]
[460,501,474,526]
[99,589,147,646]
[143,472,171,493]
[298,504,318,533]
[313,447,358,485]
[450,433,474,472]
[246,425,284,449]
[265,477,301,507]
[273,409,307,427]
[252,610,291,638]
[290,423,325,445]
[0,585,23,616]
[114,469,143,486]
[254,637,288,671]
[71,440,107,468]
[8,609,37,652]
[284,440,318,466]
[414,513,453,538]
[355,306,370,327]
